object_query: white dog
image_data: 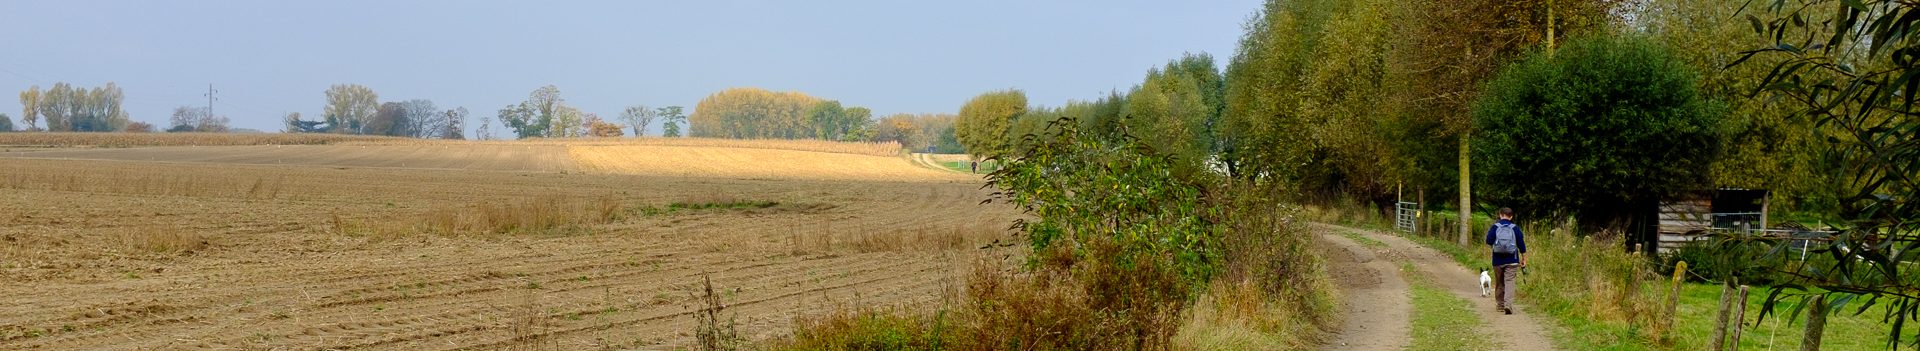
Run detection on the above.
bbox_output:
[1479,269,1493,297]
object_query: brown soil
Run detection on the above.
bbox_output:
[1316,231,1411,350]
[0,145,1017,350]
[1313,224,1559,351]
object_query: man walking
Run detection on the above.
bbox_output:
[1485,207,1527,314]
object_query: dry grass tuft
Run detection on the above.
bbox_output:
[118,225,207,255]
[1526,225,1672,342]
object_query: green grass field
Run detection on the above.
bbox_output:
[1536,282,1897,351]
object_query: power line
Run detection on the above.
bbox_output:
[0,65,44,85]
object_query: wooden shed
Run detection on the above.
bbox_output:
[1633,188,1770,254]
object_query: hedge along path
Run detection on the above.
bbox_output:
[1315,223,1560,351]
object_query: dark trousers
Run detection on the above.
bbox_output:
[1494,263,1520,311]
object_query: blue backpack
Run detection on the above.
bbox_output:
[1493,222,1519,254]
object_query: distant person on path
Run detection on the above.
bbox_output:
[970,160,978,174]
[1485,207,1527,314]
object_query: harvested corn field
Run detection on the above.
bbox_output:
[0,139,1013,350]
[567,145,965,181]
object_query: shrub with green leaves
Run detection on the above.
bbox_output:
[1472,34,1723,233]
[987,118,1224,286]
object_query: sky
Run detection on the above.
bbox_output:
[0,0,1261,135]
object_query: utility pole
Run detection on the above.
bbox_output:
[205,84,218,120]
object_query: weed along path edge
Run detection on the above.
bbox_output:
[1314,223,1560,351]
[1316,229,1412,350]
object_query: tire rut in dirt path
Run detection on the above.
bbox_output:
[1316,231,1411,350]
[1315,223,1560,351]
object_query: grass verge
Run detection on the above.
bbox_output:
[1321,208,1897,351]
[1402,261,1498,351]
[1339,229,1387,249]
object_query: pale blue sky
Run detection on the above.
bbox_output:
[0,1,1259,134]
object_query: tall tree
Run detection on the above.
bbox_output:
[0,113,12,132]
[17,86,39,131]
[806,100,848,140]
[1473,34,1722,233]
[620,105,657,136]
[399,99,438,138]
[366,102,410,136]
[550,105,584,137]
[842,106,875,141]
[497,85,575,139]
[39,83,73,132]
[474,109,494,140]
[659,105,686,137]
[92,83,130,132]
[442,107,468,140]
[1401,0,1617,244]
[955,89,1027,157]
[323,84,379,134]
[1126,53,1223,170]
[497,103,540,139]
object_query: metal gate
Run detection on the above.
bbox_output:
[1395,201,1420,233]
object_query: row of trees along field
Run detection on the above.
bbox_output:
[12,83,131,132]
[6,82,967,150]
[283,84,469,139]
[935,0,1920,347]
[11,82,240,134]
[949,0,1815,239]
[686,87,961,151]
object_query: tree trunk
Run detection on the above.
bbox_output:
[1801,295,1827,351]
[1458,137,1473,246]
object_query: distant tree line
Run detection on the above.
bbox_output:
[5,81,955,148]
[15,82,131,132]
[874,113,962,153]
[953,55,1220,166]
[283,84,466,139]
[168,106,230,133]
[687,87,874,141]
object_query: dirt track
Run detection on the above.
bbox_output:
[0,145,1016,350]
[1315,224,1558,351]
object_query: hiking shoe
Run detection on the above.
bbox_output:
[1504,308,1513,315]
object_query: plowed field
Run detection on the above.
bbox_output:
[0,142,1012,350]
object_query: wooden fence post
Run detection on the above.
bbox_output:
[1709,280,1736,351]
[1730,285,1749,351]
[1664,261,1687,335]
[1802,295,1827,351]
